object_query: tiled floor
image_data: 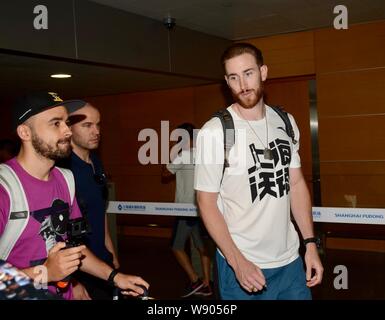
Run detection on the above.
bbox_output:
[117,235,385,300]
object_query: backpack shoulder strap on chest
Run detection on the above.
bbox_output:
[56,167,75,205]
[0,164,29,260]
[212,109,235,174]
[270,105,297,144]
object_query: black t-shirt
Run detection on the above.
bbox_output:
[58,152,112,264]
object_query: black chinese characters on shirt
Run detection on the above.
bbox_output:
[248,138,291,202]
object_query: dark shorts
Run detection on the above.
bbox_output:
[171,218,205,250]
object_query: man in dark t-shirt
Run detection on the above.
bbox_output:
[62,103,120,299]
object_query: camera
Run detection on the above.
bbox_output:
[163,16,176,30]
[66,217,89,247]
[56,218,90,291]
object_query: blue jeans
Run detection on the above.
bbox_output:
[216,252,312,300]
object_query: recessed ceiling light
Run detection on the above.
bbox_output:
[50,74,72,78]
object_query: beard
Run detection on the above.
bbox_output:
[232,85,264,109]
[31,132,72,161]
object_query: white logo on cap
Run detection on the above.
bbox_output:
[19,108,32,120]
[48,92,63,102]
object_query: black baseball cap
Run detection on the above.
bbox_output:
[12,91,86,129]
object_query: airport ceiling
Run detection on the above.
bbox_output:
[0,52,214,101]
[1,0,384,102]
[91,0,385,40]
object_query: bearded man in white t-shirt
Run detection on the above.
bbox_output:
[194,43,323,300]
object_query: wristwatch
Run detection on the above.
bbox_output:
[303,237,321,248]
[107,269,119,287]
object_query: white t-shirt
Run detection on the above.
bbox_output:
[194,104,301,268]
[167,148,196,204]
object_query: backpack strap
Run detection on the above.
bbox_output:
[211,106,297,180]
[270,106,297,144]
[212,109,235,175]
[0,164,29,260]
[56,167,75,205]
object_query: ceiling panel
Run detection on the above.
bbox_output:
[1,0,384,103]
[0,53,214,101]
[91,0,385,40]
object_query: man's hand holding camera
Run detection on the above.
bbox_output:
[43,242,85,282]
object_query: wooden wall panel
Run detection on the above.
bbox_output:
[106,164,175,202]
[112,173,174,202]
[315,21,385,212]
[321,174,385,208]
[317,69,385,117]
[193,83,229,128]
[314,21,385,73]
[246,31,315,78]
[318,115,385,161]
[114,89,195,128]
[321,161,385,176]
[326,238,385,253]
[320,162,385,208]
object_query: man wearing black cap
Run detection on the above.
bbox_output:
[0,92,149,299]
[59,102,120,300]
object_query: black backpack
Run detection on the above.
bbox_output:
[212,106,297,174]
